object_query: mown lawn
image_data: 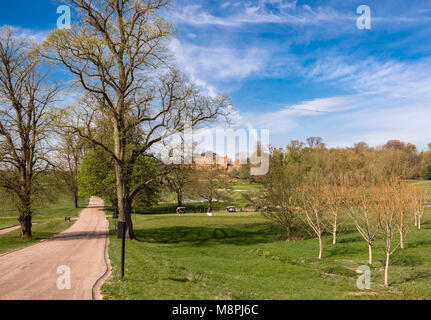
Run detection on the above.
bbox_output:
[147,181,262,215]
[0,196,89,255]
[102,207,431,300]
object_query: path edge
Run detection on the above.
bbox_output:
[92,217,112,301]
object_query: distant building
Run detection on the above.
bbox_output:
[194,153,240,171]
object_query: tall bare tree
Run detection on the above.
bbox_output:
[42,0,230,238]
[0,27,57,238]
[372,181,400,287]
[55,130,86,208]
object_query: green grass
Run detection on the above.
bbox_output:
[408,179,431,194]
[0,195,89,255]
[102,206,431,300]
[148,180,262,214]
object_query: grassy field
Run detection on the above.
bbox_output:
[0,195,89,255]
[146,182,263,214]
[102,181,431,300]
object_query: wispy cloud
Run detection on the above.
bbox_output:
[236,55,431,149]
[173,2,352,27]
[168,38,269,95]
[237,96,356,133]
[13,27,50,43]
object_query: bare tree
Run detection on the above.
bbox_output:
[260,148,304,241]
[188,166,227,213]
[0,27,57,238]
[372,181,399,287]
[162,140,195,207]
[299,183,328,260]
[412,185,426,230]
[345,184,378,265]
[324,183,345,245]
[55,130,87,208]
[165,164,193,207]
[42,0,230,238]
[306,137,325,149]
[396,183,415,250]
[369,179,415,287]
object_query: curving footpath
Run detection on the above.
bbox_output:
[0,197,110,300]
[0,225,21,235]
[0,223,39,236]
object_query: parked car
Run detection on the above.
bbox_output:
[176,207,186,214]
[226,206,236,213]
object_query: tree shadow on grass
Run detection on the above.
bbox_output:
[405,239,431,248]
[133,223,281,247]
[325,245,365,258]
[390,252,427,266]
[403,270,431,282]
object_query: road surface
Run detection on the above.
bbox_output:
[0,197,110,300]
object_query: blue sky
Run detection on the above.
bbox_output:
[2,0,431,149]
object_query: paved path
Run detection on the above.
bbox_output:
[0,225,21,235]
[0,223,39,236]
[0,197,110,300]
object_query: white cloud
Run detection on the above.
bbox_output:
[173,2,351,27]
[227,54,431,150]
[168,38,268,96]
[237,96,356,134]
[14,27,50,43]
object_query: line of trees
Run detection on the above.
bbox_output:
[260,138,429,287]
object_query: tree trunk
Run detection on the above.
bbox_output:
[368,243,373,265]
[177,190,183,207]
[332,220,337,245]
[286,225,292,242]
[318,236,323,260]
[418,215,422,230]
[115,163,135,240]
[400,230,404,250]
[124,206,135,240]
[111,197,119,215]
[73,190,79,209]
[113,119,135,240]
[384,251,390,287]
[19,177,33,239]
[19,210,32,239]
[207,200,212,213]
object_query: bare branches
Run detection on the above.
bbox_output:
[0,27,57,238]
[344,184,378,265]
[299,183,329,260]
[41,1,231,239]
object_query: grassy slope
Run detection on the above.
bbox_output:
[0,196,89,255]
[102,181,431,300]
[147,182,262,214]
